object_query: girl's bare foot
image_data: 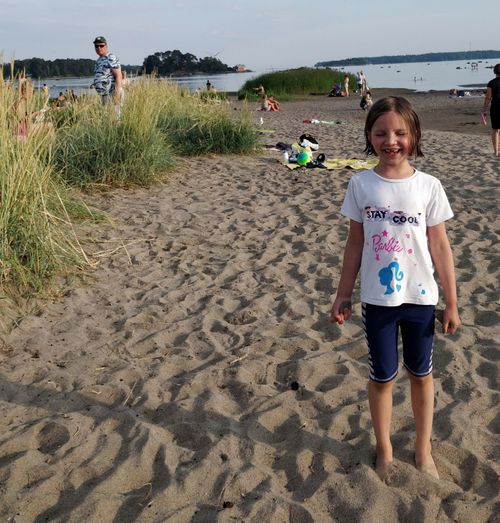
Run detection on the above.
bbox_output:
[416,453,439,479]
[375,456,393,481]
[375,445,393,481]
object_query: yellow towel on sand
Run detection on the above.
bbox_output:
[284,158,378,171]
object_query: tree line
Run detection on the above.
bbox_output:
[142,50,232,74]
[315,50,500,67]
[3,58,96,78]
[2,50,235,78]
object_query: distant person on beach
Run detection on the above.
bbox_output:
[205,80,217,94]
[55,91,67,108]
[482,63,500,157]
[260,93,280,111]
[14,80,31,139]
[253,84,265,96]
[360,90,373,110]
[360,70,367,95]
[331,96,460,481]
[343,74,350,96]
[92,36,123,110]
[14,79,53,140]
[42,83,49,97]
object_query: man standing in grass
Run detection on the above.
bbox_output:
[92,36,123,110]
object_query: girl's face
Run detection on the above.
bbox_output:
[369,111,413,169]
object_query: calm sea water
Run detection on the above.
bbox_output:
[341,58,498,92]
[38,71,261,98]
[38,58,499,97]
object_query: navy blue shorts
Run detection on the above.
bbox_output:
[362,303,435,383]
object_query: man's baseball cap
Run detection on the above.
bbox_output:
[93,36,107,45]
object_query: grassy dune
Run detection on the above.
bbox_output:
[0,75,259,308]
[238,67,357,99]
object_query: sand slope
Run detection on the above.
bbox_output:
[0,95,498,522]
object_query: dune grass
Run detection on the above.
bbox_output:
[0,74,90,296]
[155,81,258,156]
[0,74,259,305]
[238,67,357,99]
[53,79,259,186]
[52,86,174,188]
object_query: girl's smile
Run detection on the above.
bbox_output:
[369,111,414,177]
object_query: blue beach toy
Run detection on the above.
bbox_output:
[296,151,310,166]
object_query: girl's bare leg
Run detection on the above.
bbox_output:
[409,373,439,479]
[368,380,394,478]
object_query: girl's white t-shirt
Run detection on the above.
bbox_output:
[341,169,453,306]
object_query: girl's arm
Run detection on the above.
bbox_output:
[427,223,461,334]
[330,220,364,324]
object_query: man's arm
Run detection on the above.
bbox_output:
[112,67,123,104]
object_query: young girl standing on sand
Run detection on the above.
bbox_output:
[330,97,460,480]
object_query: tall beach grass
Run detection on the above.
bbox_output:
[155,81,258,156]
[1,73,259,310]
[238,67,357,99]
[0,74,90,298]
[52,94,173,188]
[53,78,259,187]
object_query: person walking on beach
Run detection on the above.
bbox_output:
[92,36,123,110]
[330,96,460,481]
[482,63,500,157]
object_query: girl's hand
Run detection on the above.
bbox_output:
[442,304,460,334]
[330,298,352,324]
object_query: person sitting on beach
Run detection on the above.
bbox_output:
[13,79,53,141]
[260,94,280,112]
[55,92,68,108]
[328,83,342,97]
[205,80,217,94]
[253,84,265,96]
[360,90,373,111]
[331,96,460,480]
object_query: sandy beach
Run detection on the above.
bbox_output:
[0,90,498,522]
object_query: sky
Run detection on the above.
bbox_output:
[1,0,498,71]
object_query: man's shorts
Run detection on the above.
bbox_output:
[362,303,435,383]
